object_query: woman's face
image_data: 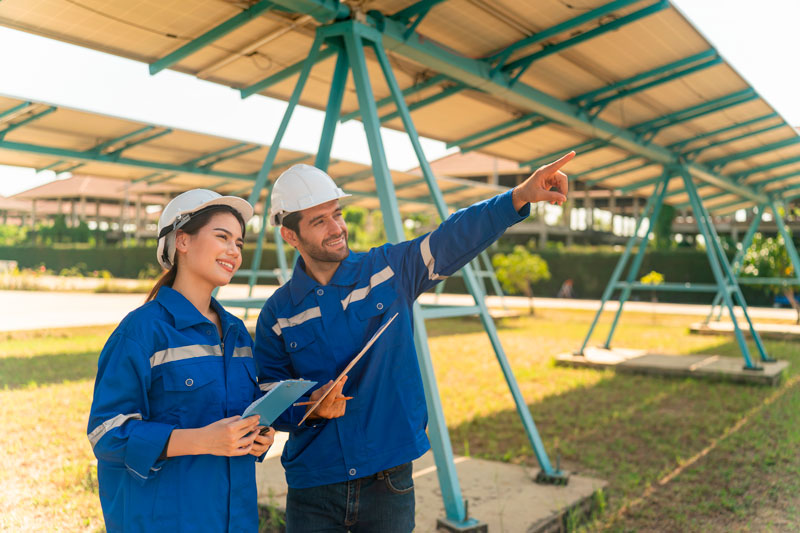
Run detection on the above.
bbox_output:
[176,211,243,287]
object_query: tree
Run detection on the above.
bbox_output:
[741,232,800,323]
[491,245,551,314]
[653,204,676,250]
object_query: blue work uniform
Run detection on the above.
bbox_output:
[255,190,530,489]
[87,286,261,533]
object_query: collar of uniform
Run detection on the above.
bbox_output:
[156,286,218,330]
[289,250,359,305]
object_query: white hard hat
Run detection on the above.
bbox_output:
[156,189,254,270]
[269,164,350,226]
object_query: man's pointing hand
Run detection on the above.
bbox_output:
[512,151,575,211]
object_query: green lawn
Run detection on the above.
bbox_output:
[1,310,798,532]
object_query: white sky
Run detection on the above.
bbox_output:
[0,0,798,198]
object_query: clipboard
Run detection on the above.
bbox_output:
[297,312,398,426]
[242,379,317,426]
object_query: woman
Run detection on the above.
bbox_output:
[87,189,275,532]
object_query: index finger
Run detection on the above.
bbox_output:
[542,151,575,174]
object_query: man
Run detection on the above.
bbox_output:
[254,152,574,532]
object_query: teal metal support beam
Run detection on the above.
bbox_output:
[0,139,257,181]
[199,145,261,168]
[461,117,550,153]
[378,83,464,123]
[0,101,32,122]
[340,73,449,123]
[359,8,767,203]
[107,129,173,156]
[571,49,719,109]
[486,0,642,75]
[503,0,670,85]
[36,160,65,172]
[404,184,471,203]
[706,204,763,324]
[446,112,539,149]
[570,155,641,180]
[182,143,248,167]
[265,0,350,23]
[616,171,671,193]
[240,44,339,99]
[59,162,85,174]
[334,169,374,186]
[0,106,56,140]
[131,172,163,184]
[735,154,800,181]
[147,173,179,185]
[669,112,780,152]
[742,169,800,188]
[149,0,276,75]
[682,122,787,159]
[316,43,348,171]
[681,166,771,365]
[89,126,155,154]
[705,137,800,170]
[521,139,605,168]
[390,0,448,38]
[274,154,313,172]
[576,169,671,354]
[631,89,757,136]
[584,54,722,114]
[587,162,655,187]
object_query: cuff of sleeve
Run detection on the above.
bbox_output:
[124,422,175,484]
[498,189,530,225]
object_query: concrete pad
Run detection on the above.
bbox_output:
[256,442,606,532]
[690,321,800,341]
[556,347,789,386]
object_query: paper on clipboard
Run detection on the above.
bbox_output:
[297,312,398,426]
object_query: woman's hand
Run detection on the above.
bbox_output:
[166,416,262,457]
[249,426,276,457]
[197,415,261,457]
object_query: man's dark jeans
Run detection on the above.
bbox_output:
[285,462,415,532]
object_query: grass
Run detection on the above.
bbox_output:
[1,311,798,531]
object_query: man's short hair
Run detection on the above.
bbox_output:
[282,211,302,236]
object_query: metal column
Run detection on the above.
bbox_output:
[680,167,771,367]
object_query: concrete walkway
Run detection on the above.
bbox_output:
[2,285,797,332]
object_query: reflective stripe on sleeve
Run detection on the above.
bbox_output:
[420,233,448,281]
[149,344,222,367]
[88,413,143,448]
[232,346,253,358]
[271,306,322,336]
[340,266,395,310]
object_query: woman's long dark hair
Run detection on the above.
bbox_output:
[146,205,246,303]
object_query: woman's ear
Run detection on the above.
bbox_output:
[174,230,190,254]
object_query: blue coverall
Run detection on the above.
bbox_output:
[254,189,530,489]
[88,286,261,532]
